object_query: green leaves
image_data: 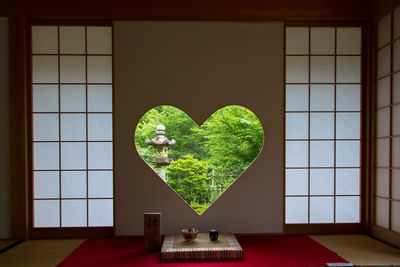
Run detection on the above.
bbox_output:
[134,105,264,214]
[166,155,210,207]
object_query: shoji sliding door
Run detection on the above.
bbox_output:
[373,7,400,246]
[285,24,363,232]
[30,23,113,237]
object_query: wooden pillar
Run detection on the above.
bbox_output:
[8,9,28,240]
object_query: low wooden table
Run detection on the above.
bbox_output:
[161,233,243,261]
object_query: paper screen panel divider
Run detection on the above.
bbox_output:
[285,25,362,225]
[374,6,400,237]
[30,24,114,232]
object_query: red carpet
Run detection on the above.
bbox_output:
[58,235,347,267]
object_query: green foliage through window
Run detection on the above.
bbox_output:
[134,105,264,214]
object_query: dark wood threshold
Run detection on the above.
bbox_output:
[29,227,114,239]
[284,223,365,234]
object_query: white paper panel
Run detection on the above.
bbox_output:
[87,27,112,54]
[336,196,360,223]
[310,197,334,223]
[285,113,308,140]
[392,201,400,233]
[310,28,335,55]
[285,169,308,196]
[61,114,86,141]
[61,171,87,198]
[310,141,334,167]
[286,27,308,55]
[377,107,391,137]
[393,105,400,136]
[88,171,113,198]
[32,56,58,83]
[393,137,400,168]
[87,56,112,83]
[377,77,391,108]
[310,56,335,83]
[88,85,113,112]
[60,85,86,112]
[286,56,308,83]
[336,27,361,55]
[395,7,400,39]
[377,138,390,167]
[394,40,400,72]
[33,85,59,112]
[286,85,308,111]
[61,142,86,170]
[285,197,308,224]
[336,113,360,139]
[336,56,361,83]
[60,26,85,54]
[33,114,59,141]
[393,170,400,200]
[61,200,87,227]
[34,171,59,199]
[285,141,308,167]
[88,142,113,169]
[376,198,389,229]
[310,85,334,111]
[378,46,391,79]
[32,26,58,54]
[310,113,334,139]
[336,168,360,195]
[34,200,60,227]
[310,169,334,195]
[88,114,113,141]
[89,199,113,226]
[394,72,400,104]
[378,14,391,49]
[376,168,390,198]
[336,85,360,111]
[34,143,59,170]
[336,141,360,167]
[60,56,86,83]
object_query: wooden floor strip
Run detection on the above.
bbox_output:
[0,240,24,254]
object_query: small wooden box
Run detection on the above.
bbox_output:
[144,212,161,251]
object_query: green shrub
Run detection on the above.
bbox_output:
[166,155,210,205]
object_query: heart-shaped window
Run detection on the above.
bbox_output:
[134,105,264,215]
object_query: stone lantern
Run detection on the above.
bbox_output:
[145,125,176,181]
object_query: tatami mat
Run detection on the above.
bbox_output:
[312,234,400,266]
[0,239,84,267]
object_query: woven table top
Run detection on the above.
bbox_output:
[173,233,230,249]
[161,233,243,261]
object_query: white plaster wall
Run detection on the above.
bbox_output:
[114,21,284,235]
[0,17,10,239]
